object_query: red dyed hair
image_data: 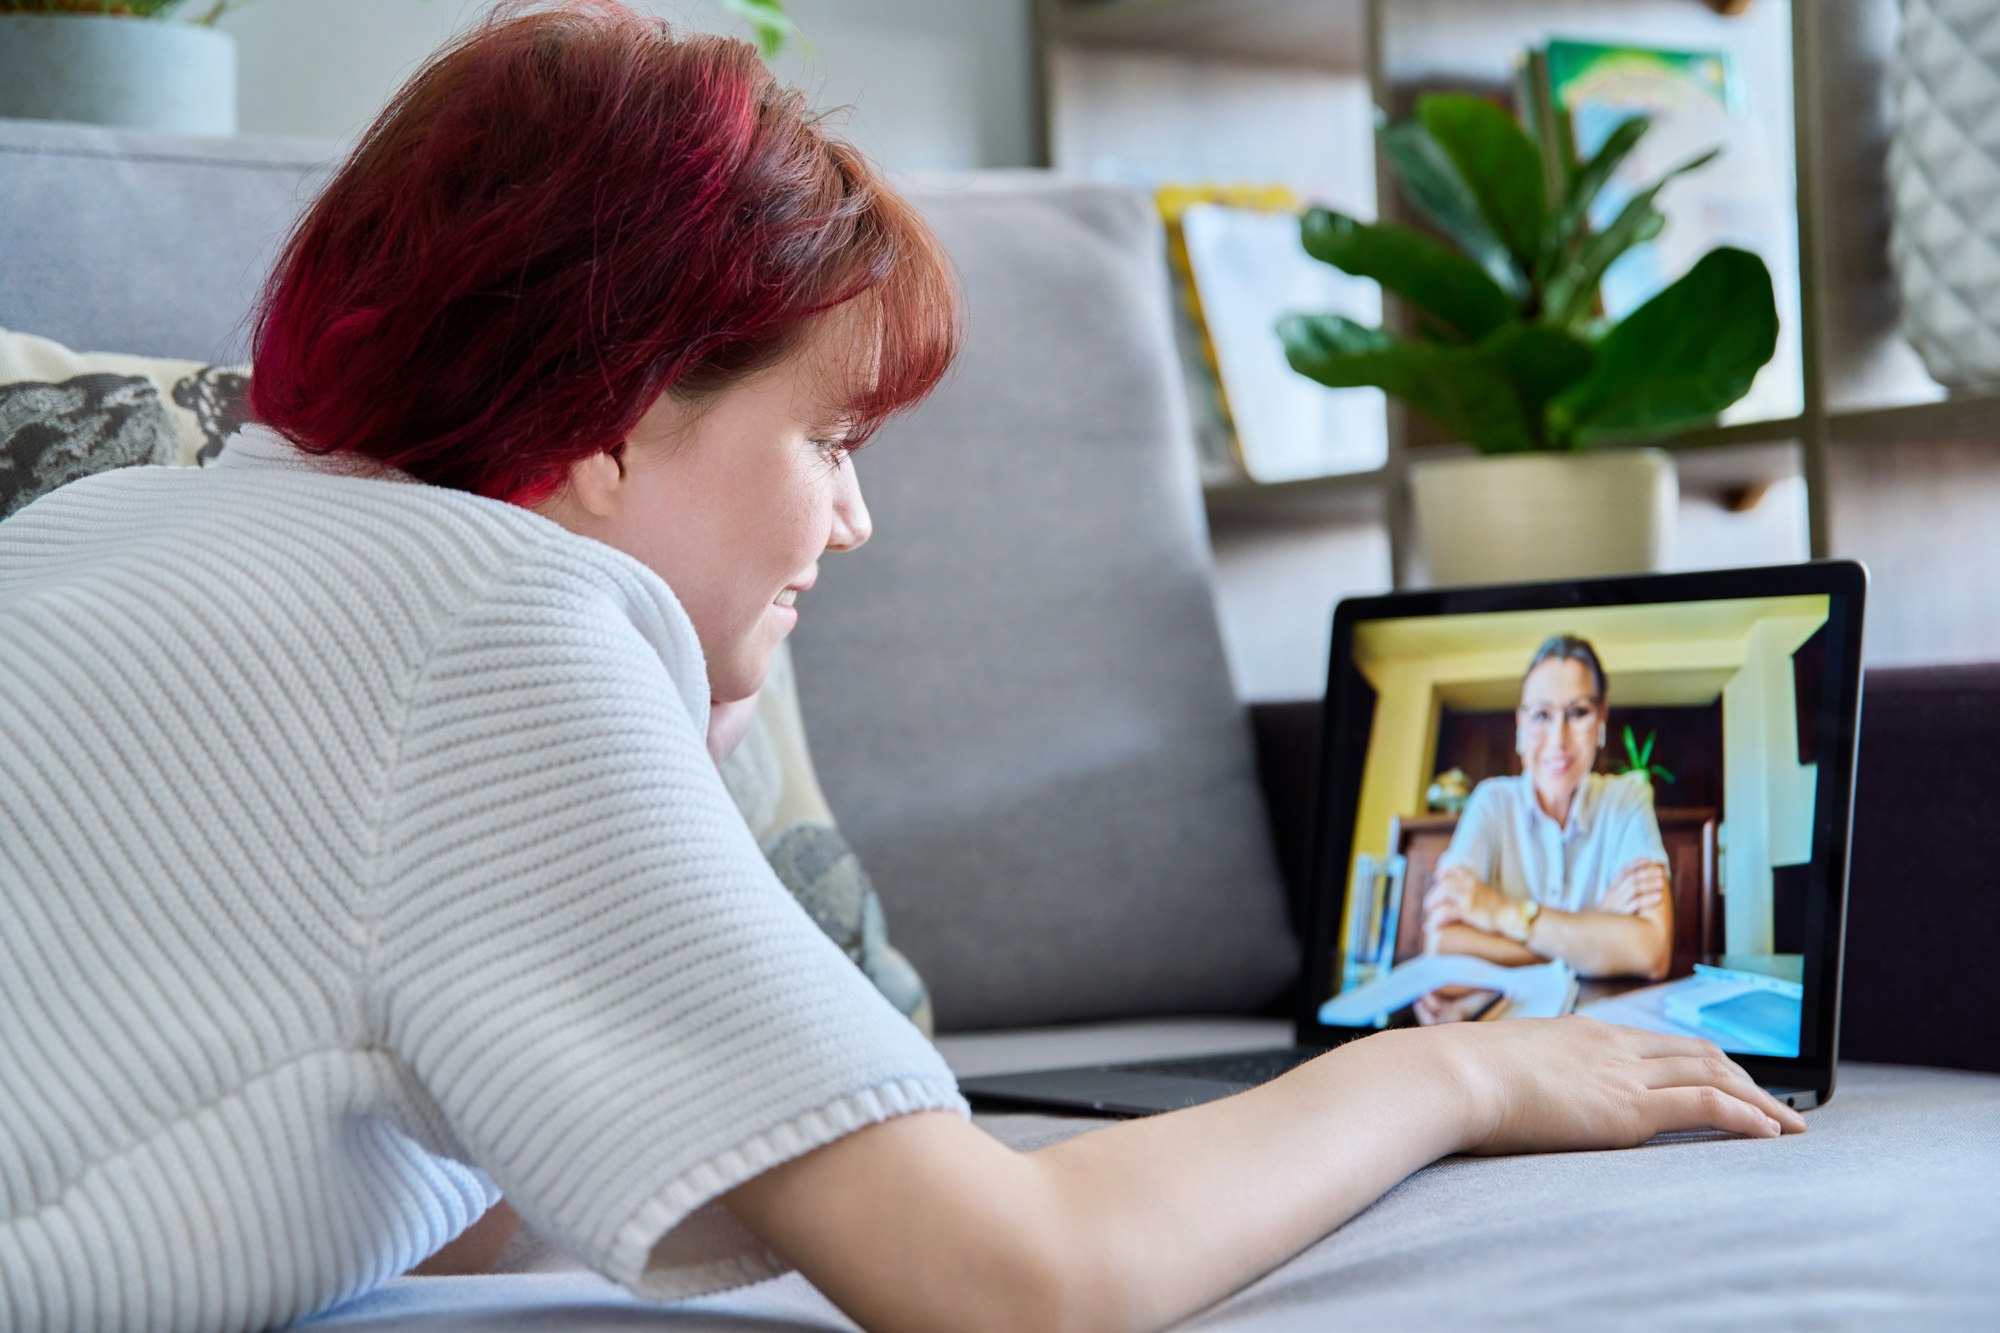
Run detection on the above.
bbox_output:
[249,0,959,506]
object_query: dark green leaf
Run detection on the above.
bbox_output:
[1543,145,1721,329]
[1551,247,1778,442]
[1417,93,1548,275]
[1484,323,1596,449]
[1379,121,1527,303]
[1300,207,1514,342]
[1552,115,1651,264]
[1544,195,1665,328]
[1279,314,1593,454]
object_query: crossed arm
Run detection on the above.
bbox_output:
[1423,858,1674,980]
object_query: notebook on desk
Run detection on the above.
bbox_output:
[958,561,1867,1117]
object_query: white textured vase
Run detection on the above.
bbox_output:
[1409,449,1678,587]
[0,15,236,136]
[1888,0,2000,388]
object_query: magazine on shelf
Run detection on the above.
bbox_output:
[1521,37,1803,424]
[1176,199,1388,484]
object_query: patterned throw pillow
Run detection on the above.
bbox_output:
[722,640,935,1034]
[0,327,249,518]
[0,328,934,1032]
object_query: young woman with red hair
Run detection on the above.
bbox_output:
[0,4,1801,1330]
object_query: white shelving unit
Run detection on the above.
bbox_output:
[1035,0,2000,695]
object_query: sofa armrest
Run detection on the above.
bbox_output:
[1247,673,2000,1076]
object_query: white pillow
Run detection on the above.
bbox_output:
[0,326,249,518]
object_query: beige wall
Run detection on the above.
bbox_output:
[1719,614,1823,953]
[216,0,1036,172]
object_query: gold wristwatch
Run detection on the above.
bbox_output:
[1506,898,1542,943]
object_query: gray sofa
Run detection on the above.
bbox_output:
[5,118,1998,1330]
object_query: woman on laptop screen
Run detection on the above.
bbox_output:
[1422,636,1673,1012]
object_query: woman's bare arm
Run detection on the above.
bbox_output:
[1426,864,1673,980]
[1432,904,1671,979]
[1430,921,1542,966]
[723,1017,1802,1333]
[1521,897,1673,979]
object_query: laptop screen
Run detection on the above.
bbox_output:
[1302,564,1865,1076]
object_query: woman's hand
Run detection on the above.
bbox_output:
[706,692,761,765]
[1414,1015,1807,1154]
[1423,865,1512,940]
[1599,856,1670,917]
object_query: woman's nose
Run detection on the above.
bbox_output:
[827,461,872,553]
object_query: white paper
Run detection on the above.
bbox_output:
[1318,955,1576,1027]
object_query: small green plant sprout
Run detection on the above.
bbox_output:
[715,0,798,57]
[1617,724,1675,784]
[1278,93,1779,454]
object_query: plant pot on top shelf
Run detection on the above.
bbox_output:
[1408,446,1677,585]
[1279,93,1778,587]
[0,5,245,137]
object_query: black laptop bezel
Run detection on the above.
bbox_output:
[1291,560,1868,1101]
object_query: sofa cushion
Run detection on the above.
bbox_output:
[790,174,1298,1029]
[0,120,332,362]
[721,640,934,1034]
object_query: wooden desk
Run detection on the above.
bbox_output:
[1386,807,1721,973]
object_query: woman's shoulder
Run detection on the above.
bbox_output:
[1588,772,1660,821]
[1465,774,1530,810]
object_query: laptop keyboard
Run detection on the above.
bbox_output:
[1113,1047,1322,1086]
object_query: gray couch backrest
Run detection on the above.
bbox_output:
[0,119,1297,1030]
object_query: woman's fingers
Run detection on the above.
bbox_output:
[1643,1084,1786,1140]
[1639,1055,1807,1132]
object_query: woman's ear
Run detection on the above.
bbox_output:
[563,444,629,519]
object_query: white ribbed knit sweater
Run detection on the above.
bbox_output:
[0,427,966,1333]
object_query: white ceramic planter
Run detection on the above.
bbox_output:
[1408,448,1677,587]
[0,14,236,136]
[1888,0,2000,387]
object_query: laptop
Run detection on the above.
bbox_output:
[959,561,1867,1116]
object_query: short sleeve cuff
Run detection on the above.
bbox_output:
[605,1075,971,1300]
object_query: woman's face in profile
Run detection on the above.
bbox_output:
[1517,657,1602,810]
[536,313,874,705]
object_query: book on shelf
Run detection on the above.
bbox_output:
[1155,183,1388,488]
[1519,37,1803,424]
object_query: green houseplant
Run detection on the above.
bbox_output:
[1614,725,1675,789]
[1279,93,1779,585]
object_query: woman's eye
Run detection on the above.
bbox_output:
[812,438,847,466]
